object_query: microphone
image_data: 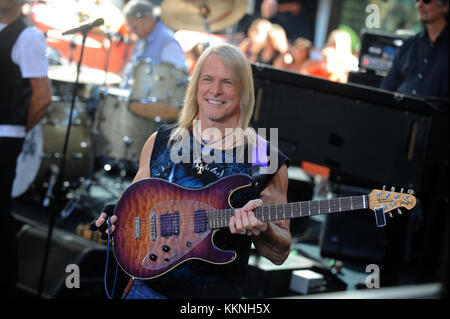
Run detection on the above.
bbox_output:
[62,17,104,35]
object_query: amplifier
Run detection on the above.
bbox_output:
[251,63,449,194]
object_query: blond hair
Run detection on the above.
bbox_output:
[169,43,256,145]
[268,24,289,53]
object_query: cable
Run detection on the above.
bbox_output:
[104,217,119,299]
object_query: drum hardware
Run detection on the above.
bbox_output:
[12,100,92,199]
[95,87,157,165]
[38,22,102,299]
[42,164,60,208]
[60,178,92,219]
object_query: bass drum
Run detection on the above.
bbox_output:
[128,60,189,121]
[12,98,92,198]
[95,87,156,167]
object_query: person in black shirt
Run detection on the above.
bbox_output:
[381,0,449,98]
[0,0,52,298]
[93,43,291,299]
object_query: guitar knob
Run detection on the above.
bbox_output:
[391,187,395,192]
[162,245,171,252]
[407,189,414,195]
[149,253,157,261]
[382,185,386,190]
[397,208,402,215]
[388,212,393,218]
[400,188,404,193]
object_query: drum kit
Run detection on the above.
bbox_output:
[12,0,248,216]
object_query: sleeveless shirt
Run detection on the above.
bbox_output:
[144,127,289,298]
[0,14,32,126]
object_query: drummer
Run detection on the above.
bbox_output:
[120,0,187,88]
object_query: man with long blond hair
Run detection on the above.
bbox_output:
[94,43,291,299]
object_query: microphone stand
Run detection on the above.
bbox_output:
[37,29,89,298]
[103,31,112,87]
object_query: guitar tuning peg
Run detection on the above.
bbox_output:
[400,188,404,193]
[407,189,414,195]
[391,187,395,192]
[382,185,386,190]
[397,208,402,215]
[389,212,393,218]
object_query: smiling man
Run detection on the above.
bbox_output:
[94,44,291,299]
[381,0,449,98]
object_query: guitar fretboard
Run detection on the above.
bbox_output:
[208,195,369,229]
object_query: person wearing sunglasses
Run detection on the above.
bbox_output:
[381,0,448,99]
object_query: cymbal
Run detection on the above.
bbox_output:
[160,0,247,32]
[48,64,122,85]
[46,29,103,49]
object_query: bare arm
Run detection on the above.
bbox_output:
[229,164,291,265]
[132,131,157,183]
[26,77,52,132]
[95,132,157,232]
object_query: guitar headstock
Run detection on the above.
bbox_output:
[368,186,417,214]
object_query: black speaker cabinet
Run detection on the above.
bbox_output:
[251,63,449,195]
[16,224,108,298]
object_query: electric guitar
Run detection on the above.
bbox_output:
[112,174,416,280]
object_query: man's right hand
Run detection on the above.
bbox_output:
[94,213,118,239]
[90,204,118,239]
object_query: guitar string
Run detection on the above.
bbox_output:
[124,197,408,231]
[129,197,408,225]
[127,200,364,226]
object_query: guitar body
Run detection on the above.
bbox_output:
[113,174,253,280]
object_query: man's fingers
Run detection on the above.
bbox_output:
[242,199,263,211]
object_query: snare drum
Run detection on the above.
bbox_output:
[128,60,189,120]
[95,87,156,164]
[12,98,92,198]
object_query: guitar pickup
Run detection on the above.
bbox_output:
[160,212,173,237]
[194,209,208,233]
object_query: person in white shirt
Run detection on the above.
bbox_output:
[0,0,52,299]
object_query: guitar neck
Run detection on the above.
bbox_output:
[208,195,370,229]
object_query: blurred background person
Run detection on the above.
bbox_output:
[303,29,358,83]
[120,0,187,87]
[264,23,289,65]
[238,18,272,63]
[273,37,312,73]
[184,41,207,75]
[260,0,288,31]
[381,0,448,99]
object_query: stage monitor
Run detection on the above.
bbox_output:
[250,63,448,193]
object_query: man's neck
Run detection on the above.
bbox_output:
[425,19,447,42]
[194,118,240,145]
